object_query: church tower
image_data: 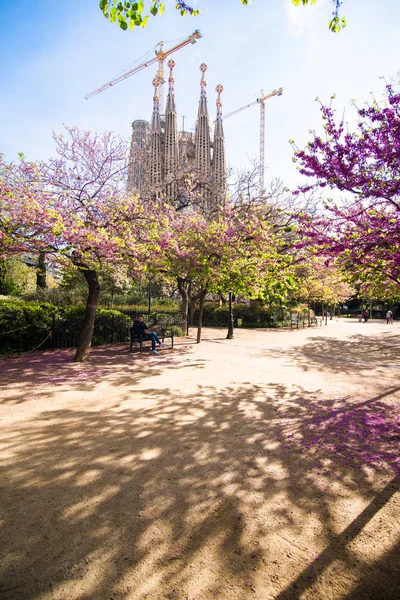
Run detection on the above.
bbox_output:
[127,62,227,211]
[164,60,179,200]
[212,84,227,207]
[149,77,163,193]
[194,63,212,208]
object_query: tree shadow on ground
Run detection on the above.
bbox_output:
[264,332,400,375]
[0,342,200,405]
[0,383,399,599]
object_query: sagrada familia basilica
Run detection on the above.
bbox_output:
[127,61,227,212]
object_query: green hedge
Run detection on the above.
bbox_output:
[0,299,132,354]
[0,299,186,355]
[0,299,57,354]
[193,304,278,328]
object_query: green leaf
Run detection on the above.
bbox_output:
[118,16,128,29]
[150,4,158,16]
[99,0,108,12]
[137,0,144,12]
[159,3,165,16]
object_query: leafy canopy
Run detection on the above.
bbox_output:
[292,84,400,291]
[99,0,346,32]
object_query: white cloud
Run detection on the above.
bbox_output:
[283,0,331,51]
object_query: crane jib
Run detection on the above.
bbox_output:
[85,30,202,100]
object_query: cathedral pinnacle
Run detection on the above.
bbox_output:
[213,84,226,206]
[200,63,207,95]
[216,84,223,118]
[166,60,176,113]
[168,60,175,92]
[152,77,161,115]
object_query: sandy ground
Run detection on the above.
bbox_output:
[0,319,399,600]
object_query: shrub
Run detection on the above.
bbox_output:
[193,304,275,327]
[23,286,86,306]
[0,299,58,354]
[0,299,132,354]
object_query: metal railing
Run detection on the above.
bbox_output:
[0,311,187,355]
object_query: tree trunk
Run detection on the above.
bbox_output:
[0,259,8,294]
[177,277,189,336]
[190,298,197,326]
[36,251,47,289]
[196,290,207,344]
[227,291,235,339]
[74,269,101,362]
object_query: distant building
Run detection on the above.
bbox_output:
[127,62,227,212]
[127,120,150,193]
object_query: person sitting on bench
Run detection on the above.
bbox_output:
[133,315,166,355]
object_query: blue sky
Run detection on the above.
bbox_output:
[1,0,399,189]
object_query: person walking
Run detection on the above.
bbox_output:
[363,309,369,322]
[389,310,394,325]
[386,310,391,325]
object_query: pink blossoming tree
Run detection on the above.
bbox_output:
[146,202,292,342]
[1,127,155,361]
[292,85,400,297]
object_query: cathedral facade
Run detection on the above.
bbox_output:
[127,62,227,212]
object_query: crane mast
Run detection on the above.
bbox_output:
[85,30,202,103]
[224,87,283,196]
[259,95,266,196]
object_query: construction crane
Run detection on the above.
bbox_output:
[85,29,202,109]
[224,87,283,196]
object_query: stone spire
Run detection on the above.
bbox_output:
[164,60,179,200]
[195,63,212,188]
[149,77,163,193]
[212,84,227,206]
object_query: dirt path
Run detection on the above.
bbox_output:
[0,319,399,599]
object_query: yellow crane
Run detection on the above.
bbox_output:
[85,29,202,106]
[224,87,283,196]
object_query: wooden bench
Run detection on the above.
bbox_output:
[129,312,185,353]
[290,317,306,329]
[130,325,174,353]
[291,316,323,329]
[309,317,323,327]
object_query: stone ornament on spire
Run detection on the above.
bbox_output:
[200,63,207,95]
[168,59,175,91]
[216,84,223,117]
[152,77,160,110]
[213,83,226,205]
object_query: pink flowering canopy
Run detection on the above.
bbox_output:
[142,199,291,298]
[292,85,400,290]
[1,127,157,272]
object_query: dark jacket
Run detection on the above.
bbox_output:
[133,320,148,336]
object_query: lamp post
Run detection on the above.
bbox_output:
[147,276,153,315]
[226,291,235,339]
